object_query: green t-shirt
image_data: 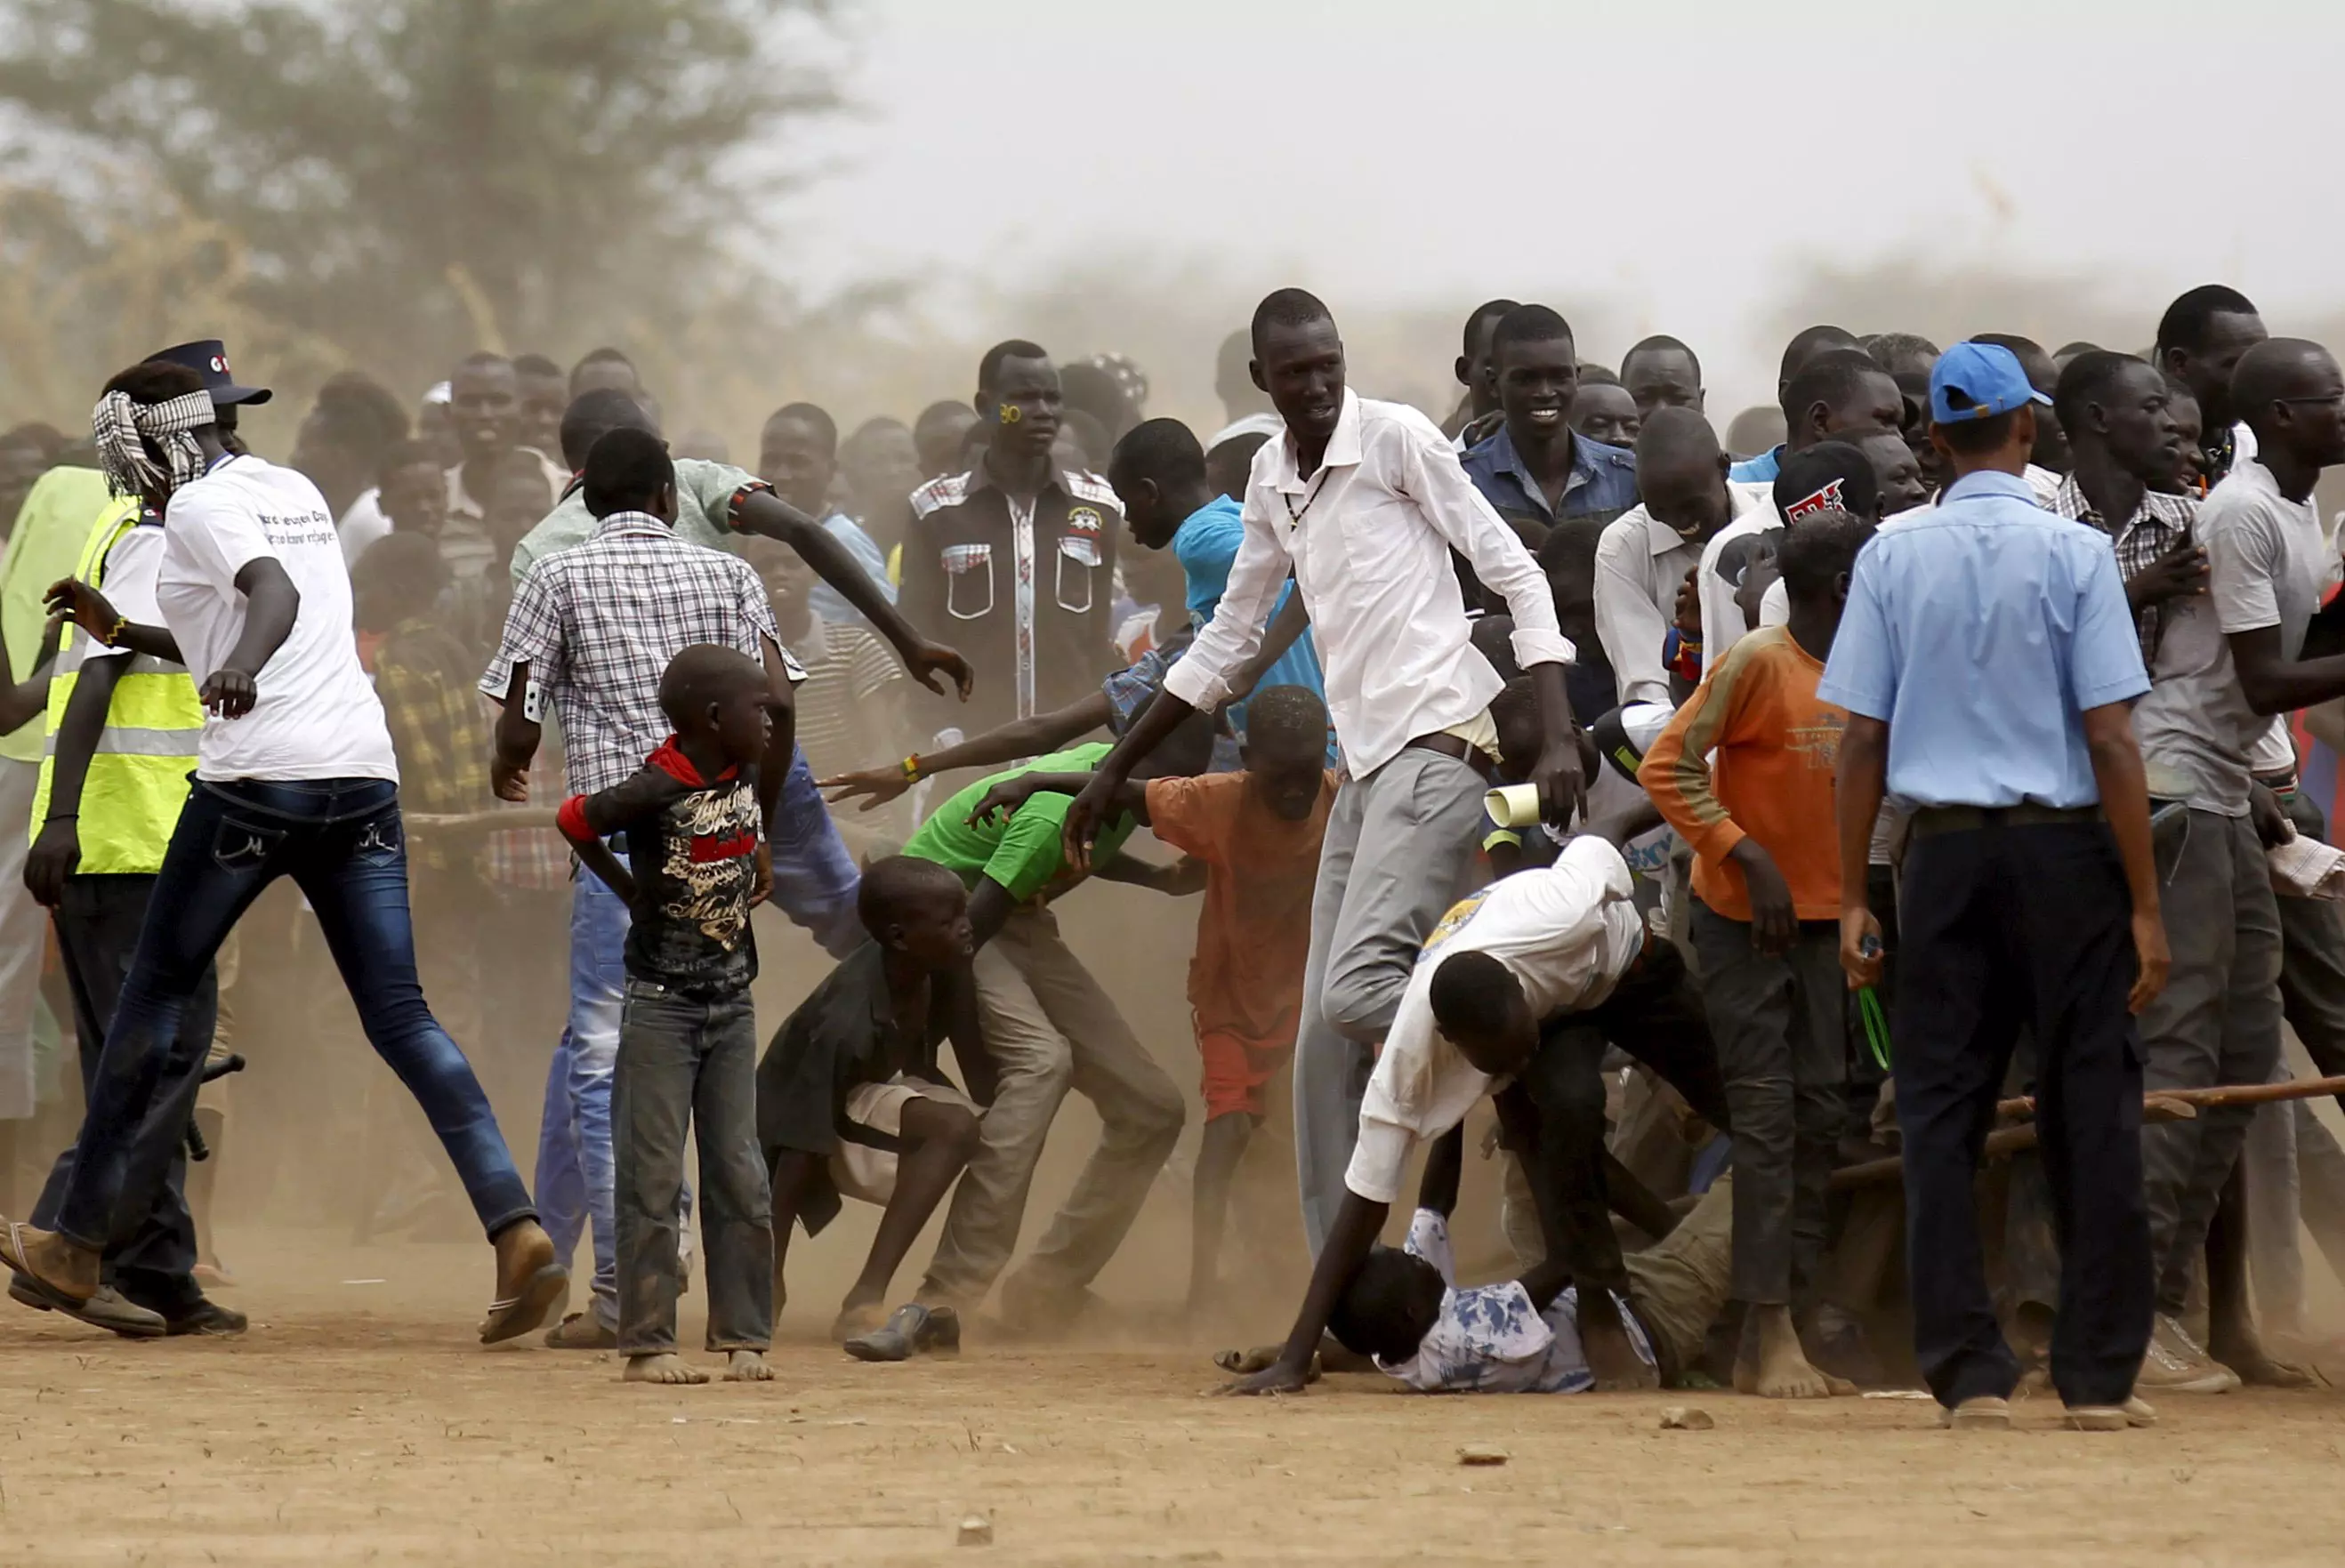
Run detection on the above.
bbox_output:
[506,456,750,585]
[904,742,1135,902]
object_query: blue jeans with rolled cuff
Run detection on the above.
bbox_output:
[52,777,535,1254]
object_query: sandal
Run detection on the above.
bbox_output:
[479,1261,568,1347]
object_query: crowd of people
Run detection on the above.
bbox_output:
[0,277,2341,1429]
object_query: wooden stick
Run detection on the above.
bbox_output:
[1829,1075,2345,1191]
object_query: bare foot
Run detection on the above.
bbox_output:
[725,1350,774,1382]
[1580,1293,1659,1391]
[623,1353,709,1386]
[1737,1305,1838,1399]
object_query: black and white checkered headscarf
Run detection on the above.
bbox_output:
[91,387,216,498]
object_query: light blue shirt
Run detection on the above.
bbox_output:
[1817,470,2150,808]
[1171,495,1335,759]
[808,511,896,628]
[1729,445,1783,485]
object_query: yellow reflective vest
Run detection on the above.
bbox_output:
[28,504,203,875]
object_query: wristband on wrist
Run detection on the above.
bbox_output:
[724,480,775,531]
[105,615,127,647]
[900,754,923,783]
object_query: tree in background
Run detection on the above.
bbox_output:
[0,0,842,429]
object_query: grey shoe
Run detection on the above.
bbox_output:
[844,1304,961,1363]
[8,1276,168,1339]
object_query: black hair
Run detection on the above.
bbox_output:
[977,339,1050,396]
[857,855,965,937]
[375,438,443,488]
[560,388,654,470]
[569,346,636,390]
[1773,439,1880,522]
[354,530,451,613]
[2232,338,2338,438]
[580,425,673,519]
[1471,615,1523,681]
[1936,408,2024,455]
[1621,334,1702,384]
[1971,332,2057,393]
[1058,407,1111,469]
[1326,1244,1444,1364]
[455,350,512,376]
[764,401,838,454]
[1129,700,1221,783]
[2163,372,2202,408]
[512,352,562,380]
[1576,365,1621,387]
[308,370,409,462]
[1205,430,1269,499]
[1775,507,1874,603]
[1461,298,1521,358]
[1060,360,1134,438]
[2156,285,2260,357]
[1252,287,1334,356]
[2052,350,2151,444]
[1488,672,1537,736]
[2053,341,2103,360]
[103,359,206,405]
[1780,349,1892,426]
[657,642,763,731]
[1779,325,1859,383]
[1109,417,1207,489]
[1490,303,1575,365]
[1864,332,1941,372]
[842,415,911,454]
[1243,684,1329,752]
[1633,404,1722,467]
[1428,950,1520,1040]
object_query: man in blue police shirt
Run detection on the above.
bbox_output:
[1821,341,2169,1433]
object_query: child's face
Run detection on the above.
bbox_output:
[489,468,552,544]
[704,680,776,769]
[891,884,975,967]
[381,461,447,537]
[1240,730,1327,822]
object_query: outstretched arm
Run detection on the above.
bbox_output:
[825,691,1113,811]
[46,579,183,667]
[1221,1189,1390,1395]
[731,488,972,699]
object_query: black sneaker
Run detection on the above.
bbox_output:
[157,1296,247,1337]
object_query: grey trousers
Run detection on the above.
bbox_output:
[1294,747,1485,1252]
[612,982,772,1354]
[919,906,1185,1307]
[1624,1175,1738,1376]
[2138,809,2284,1317]
[1689,903,1844,1307]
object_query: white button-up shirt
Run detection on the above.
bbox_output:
[1162,391,1573,777]
[1594,484,1769,705]
[1344,835,1646,1204]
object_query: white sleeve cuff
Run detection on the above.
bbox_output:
[1161,655,1229,716]
[1343,1119,1414,1205]
[1509,626,1575,671]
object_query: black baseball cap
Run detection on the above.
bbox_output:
[146,339,272,406]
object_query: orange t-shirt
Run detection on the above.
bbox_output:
[1144,771,1337,1049]
[1640,624,1846,921]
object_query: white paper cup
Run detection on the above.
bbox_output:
[1484,783,1541,829]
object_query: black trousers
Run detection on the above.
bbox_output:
[1499,940,1730,1296]
[30,874,214,1307]
[1896,822,2150,1408]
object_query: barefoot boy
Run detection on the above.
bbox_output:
[1640,508,1874,1399]
[757,856,995,1359]
[556,643,778,1386]
[963,685,1336,1316]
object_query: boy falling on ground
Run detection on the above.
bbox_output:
[963,686,1335,1318]
[1640,508,1874,1399]
[1327,1124,1735,1394]
[757,856,995,1360]
[555,643,779,1386]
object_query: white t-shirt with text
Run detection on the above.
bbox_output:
[157,455,399,784]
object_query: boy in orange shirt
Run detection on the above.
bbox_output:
[1640,507,1874,1401]
[964,685,1335,1317]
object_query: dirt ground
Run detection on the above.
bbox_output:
[3,1230,2343,1567]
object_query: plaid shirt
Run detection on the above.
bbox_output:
[2049,473,2197,664]
[481,511,795,796]
[376,616,494,870]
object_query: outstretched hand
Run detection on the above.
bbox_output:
[1215,1359,1314,1397]
[1060,772,1122,873]
[968,775,1051,827]
[44,577,121,644]
[821,765,914,813]
[907,639,975,701]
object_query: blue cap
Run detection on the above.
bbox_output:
[1929,342,2050,424]
[144,340,271,406]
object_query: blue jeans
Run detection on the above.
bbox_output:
[53,778,535,1253]
[532,747,859,1325]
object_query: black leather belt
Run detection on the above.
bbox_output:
[1908,803,2102,840]
[1405,731,1500,783]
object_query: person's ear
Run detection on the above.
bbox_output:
[1712,452,1733,482]
[1803,399,1831,443]
[1833,568,1853,607]
[975,390,1000,427]
[1249,358,1268,396]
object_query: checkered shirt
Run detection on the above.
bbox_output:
[480,511,798,796]
[2048,473,2197,664]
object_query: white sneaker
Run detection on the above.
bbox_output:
[2135,1315,2240,1394]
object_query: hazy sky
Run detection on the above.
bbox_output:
[789,0,2343,414]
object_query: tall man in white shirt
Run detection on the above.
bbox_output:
[1064,289,1587,1252]
[1219,830,1729,1395]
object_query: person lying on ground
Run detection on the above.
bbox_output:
[757,856,995,1361]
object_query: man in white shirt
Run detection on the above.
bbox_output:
[1219,829,1729,1395]
[1592,409,1768,705]
[1064,289,1588,1252]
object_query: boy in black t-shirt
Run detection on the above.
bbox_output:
[557,643,778,1386]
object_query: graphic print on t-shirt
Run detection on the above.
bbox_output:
[657,778,762,953]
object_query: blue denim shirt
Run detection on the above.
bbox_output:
[1729,446,1783,485]
[1817,470,2150,808]
[1462,426,1638,524]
